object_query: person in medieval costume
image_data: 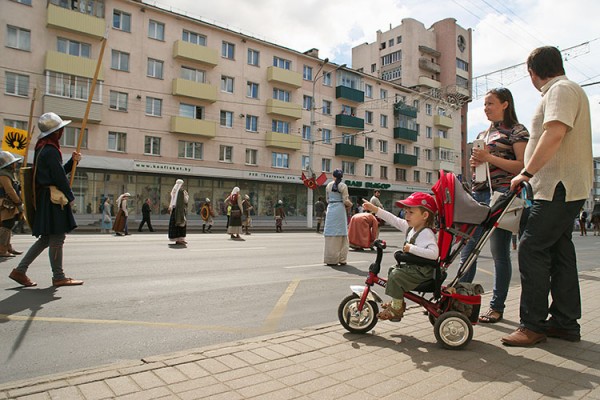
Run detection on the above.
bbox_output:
[242,194,253,235]
[225,187,243,239]
[168,179,188,246]
[323,169,353,266]
[348,212,379,251]
[274,200,286,232]
[0,151,24,257]
[200,198,215,233]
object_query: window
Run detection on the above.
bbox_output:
[378,140,388,153]
[221,76,234,93]
[50,0,105,17]
[245,115,258,132]
[302,125,311,141]
[112,10,131,32]
[111,50,129,71]
[246,149,257,165]
[365,164,373,177]
[365,110,373,124]
[440,149,454,161]
[219,145,233,162]
[413,170,421,182]
[220,111,233,127]
[371,64,376,73]
[457,76,469,89]
[247,81,259,98]
[425,148,432,161]
[3,119,27,130]
[426,172,433,184]
[323,72,332,86]
[413,146,420,159]
[179,141,203,160]
[57,37,91,58]
[109,91,128,111]
[413,99,419,110]
[396,143,406,154]
[5,72,29,96]
[426,126,432,138]
[380,114,388,128]
[222,41,235,59]
[247,49,260,66]
[303,65,313,81]
[365,137,373,151]
[380,89,387,99]
[342,161,355,175]
[272,152,289,168]
[147,58,163,79]
[148,20,164,40]
[11,0,32,4]
[181,66,205,83]
[456,58,469,72]
[7,26,30,51]
[272,120,289,134]
[273,56,291,70]
[341,105,353,116]
[182,30,206,46]
[396,168,406,181]
[388,39,394,47]
[425,103,432,115]
[108,131,126,152]
[301,155,310,170]
[438,129,448,139]
[415,123,420,136]
[321,128,331,144]
[61,126,87,148]
[145,97,162,117]
[397,36,402,44]
[380,166,388,179]
[179,103,203,119]
[46,72,100,101]
[322,158,331,173]
[438,107,446,116]
[273,88,290,102]
[322,100,332,115]
[303,95,312,111]
[381,50,401,66]
[381,68,401,81]
[365,84,373,98]
[380,42,386,50]
[342,133,355,146]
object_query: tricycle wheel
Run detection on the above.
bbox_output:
[433,311,473,350]
[338,293,379,334]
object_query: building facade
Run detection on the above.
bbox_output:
[1,0,470,221]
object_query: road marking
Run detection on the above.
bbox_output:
[284,261,369,269]
[261,279,300,334]
[0,314,252,334]
[190,247,267,251]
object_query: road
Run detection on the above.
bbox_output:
[0,231,598,384]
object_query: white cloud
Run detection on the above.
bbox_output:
[153,0,600,155]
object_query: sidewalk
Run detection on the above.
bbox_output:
[1,271,599,399]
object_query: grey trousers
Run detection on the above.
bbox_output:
[16,233,66,280]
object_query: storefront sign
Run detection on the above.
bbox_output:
[133,161,193,174]
[245,171,301,183]
[345,180,391,190]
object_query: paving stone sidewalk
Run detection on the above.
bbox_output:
[2,270,600,400]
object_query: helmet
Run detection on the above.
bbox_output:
[205,198,211,203]
[38,112,71,139]
[0,151,22,169]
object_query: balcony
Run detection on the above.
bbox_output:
[335,114,364,130]
[47,4,105,39]
[419,58,441,74]
[418,76,441,89]
[172,40,218,67]
[434,115,454,129]
[393,102,417,118]
[434,137,454,149]
[393,127,418,142]
[43,96,101,123]
[265,131,302,150]
[172,79,217,103]
[335,85,364,103]
[266,99,302,119]
[170,116,216,138]
[393,153,418,166]
[335,143,364,159]
[267,66,302,88]
[45,51,104,80]
[433,160,455,172]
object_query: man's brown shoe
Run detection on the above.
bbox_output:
[52,277,84,287]
[501,327,546,347]
[545,326,581,342]
[9,269,37,287]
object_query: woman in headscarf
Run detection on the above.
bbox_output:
[113,192,130,236]
[100,197,112,233]
[323,169,353,266]
[225,186,243,239]
[168,179,188,245]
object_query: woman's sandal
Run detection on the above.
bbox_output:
[479,308,503,323]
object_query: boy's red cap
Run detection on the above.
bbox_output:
[395,192,437,213]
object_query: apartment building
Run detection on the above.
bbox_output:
[1,0,468,218]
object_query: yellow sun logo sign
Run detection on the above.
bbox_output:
[2,126,28,157]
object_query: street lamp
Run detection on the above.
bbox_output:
[306,60,346,228]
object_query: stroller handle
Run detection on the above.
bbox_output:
[507,180,533,201]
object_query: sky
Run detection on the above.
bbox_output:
[146,0,600,156]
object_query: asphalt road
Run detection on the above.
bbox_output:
[0,231,598,384]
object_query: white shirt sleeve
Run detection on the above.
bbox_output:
[406,228,439,260]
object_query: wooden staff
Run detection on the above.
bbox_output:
[22,87,37,166]
[70,31,108,185]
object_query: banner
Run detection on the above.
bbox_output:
[2,126,29,157]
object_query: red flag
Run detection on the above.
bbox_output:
[315,172,327,186]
